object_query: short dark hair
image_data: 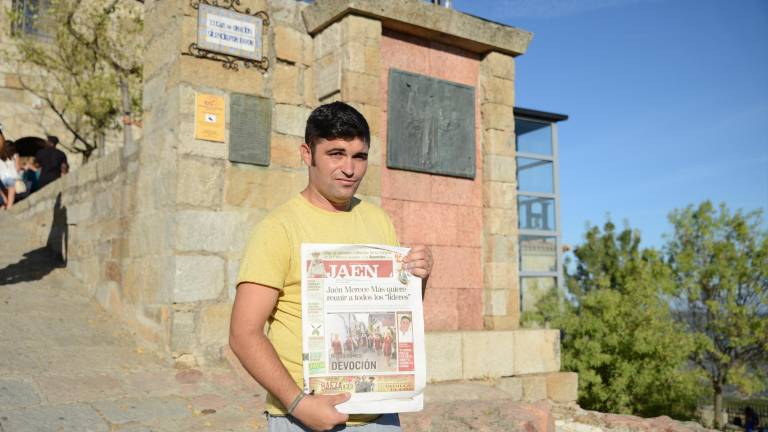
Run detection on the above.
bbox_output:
[304,102,370,153]
[400,315,411,323]
[47,135,60,145]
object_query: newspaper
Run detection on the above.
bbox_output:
[301,243,426,414]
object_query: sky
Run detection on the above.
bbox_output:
[454,0,768,249]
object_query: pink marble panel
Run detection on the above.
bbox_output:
[457,288,484,330]
[456,205,483,248]
[423,287,458,331]
[428,246,482,290]
[382,170,433,202]
[428,40,480,87]
[430,175,481,207]
[381,30,430,76]
[380,198,404,240]
[400,201,458,246]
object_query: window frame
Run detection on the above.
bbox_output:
[515,114,564,313]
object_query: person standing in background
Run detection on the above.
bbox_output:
[0,126,20,209]
[36,135,68,189]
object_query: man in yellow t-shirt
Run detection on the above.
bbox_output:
[230,102,433,432]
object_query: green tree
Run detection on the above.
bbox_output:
[6,0,143,162]
[529,221,702,419]
[665,201,768,428]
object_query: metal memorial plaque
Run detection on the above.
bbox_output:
[387,69,476,179]
[229,93,271,166]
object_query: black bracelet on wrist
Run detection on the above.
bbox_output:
[287,391,307,415]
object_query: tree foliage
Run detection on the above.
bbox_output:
[6,0,143,161]
[665,201,768,428]
[528,221,702,419]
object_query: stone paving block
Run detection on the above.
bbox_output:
[0,404,109,432]
[121,370,182,398]
[114,424,153,432]
[92,397,190,424]
[0,379,40,408]
[40,346,148,375]
[0,344,43,375]
[35,374,125,404]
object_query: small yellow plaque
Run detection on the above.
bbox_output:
[194,93,226,142]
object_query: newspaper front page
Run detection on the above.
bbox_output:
[301,244,426,414]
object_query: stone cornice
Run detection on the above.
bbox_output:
[302,0,532,57]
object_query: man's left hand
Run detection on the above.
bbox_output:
[404,245,433,279]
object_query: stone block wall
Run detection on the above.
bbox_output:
[11,143,142,338]
[149,0,318,364]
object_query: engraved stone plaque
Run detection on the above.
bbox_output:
[229,93,271,166]
[387,69,476,179]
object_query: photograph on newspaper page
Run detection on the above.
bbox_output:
[301,243,426,414]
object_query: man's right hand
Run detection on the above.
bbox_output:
[292,392,350,431]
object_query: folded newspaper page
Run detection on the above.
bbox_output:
[301,243,426,414]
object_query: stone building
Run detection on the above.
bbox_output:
[0,0,136,169]
[7,0,576,402]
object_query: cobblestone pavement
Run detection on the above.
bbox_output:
[0,215,269,432]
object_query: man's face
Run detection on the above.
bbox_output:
[400,318,410,333]
[301,137,368,210]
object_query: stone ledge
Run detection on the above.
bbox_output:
[426,329,561,382]
[302,0,532,57]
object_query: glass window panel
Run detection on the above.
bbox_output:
[520,236,557,272]
[517,158,554,193]
[521,277,556,312]
[515,119,552,155]
[518,195,556,231]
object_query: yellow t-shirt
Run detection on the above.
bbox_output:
[237,194,398,421]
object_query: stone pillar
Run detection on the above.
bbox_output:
[127,0,184,350]
[312,14,383,205]
[480,52,520,330]
[138,0,317,365]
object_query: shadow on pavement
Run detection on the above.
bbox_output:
[0,247,62,285]
[0,193,67,286]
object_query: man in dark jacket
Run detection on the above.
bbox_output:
[36,135,68,189]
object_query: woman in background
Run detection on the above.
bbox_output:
[0,128,20,210]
